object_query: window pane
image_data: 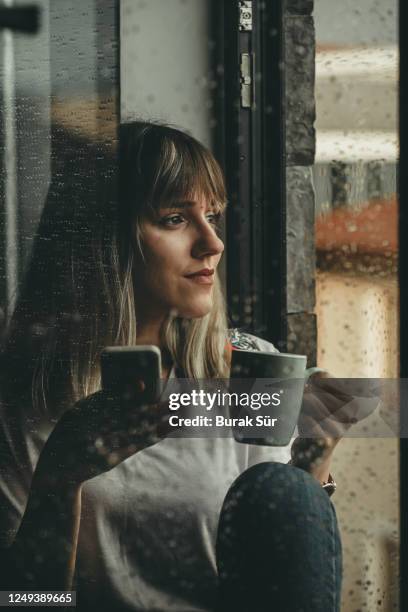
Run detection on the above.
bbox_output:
[314,1,399,609]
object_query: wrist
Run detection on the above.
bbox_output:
[309,455,332,484]
[290,436,339,496]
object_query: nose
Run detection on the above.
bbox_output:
[191,220,224,260]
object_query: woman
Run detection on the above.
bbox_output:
[0,122,343,611]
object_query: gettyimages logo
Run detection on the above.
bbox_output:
[167,388,282,411]
[158,378,402,443]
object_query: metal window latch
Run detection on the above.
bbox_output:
[239,1,252,31]
[0,5,40,34]
[240,52,254,109]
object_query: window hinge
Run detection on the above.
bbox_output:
[239,1,252,31]
[240,52,254,109]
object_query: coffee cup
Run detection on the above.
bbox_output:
[229,350,318,446]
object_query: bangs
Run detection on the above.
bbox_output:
[129,125,227,217]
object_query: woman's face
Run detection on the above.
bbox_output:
[133,196,224,322]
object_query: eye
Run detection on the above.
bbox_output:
[159,214,186,227]
[206,211,222,226]
[206,212,223,234]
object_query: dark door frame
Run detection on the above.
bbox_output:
[214,1,287,348]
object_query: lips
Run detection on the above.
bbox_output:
[184,268,214,285]
[186,269,214,277]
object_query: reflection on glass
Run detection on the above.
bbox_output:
[313,0,399,609]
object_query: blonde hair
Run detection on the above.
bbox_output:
[1,122,230,416]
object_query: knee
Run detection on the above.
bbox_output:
[216,463,343,611]
[221,461,331,522]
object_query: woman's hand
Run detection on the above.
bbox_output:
[291,372,380,477]
[299,372,380,439]
[37,388,172,487]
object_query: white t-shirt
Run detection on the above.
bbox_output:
[0,332,292,611]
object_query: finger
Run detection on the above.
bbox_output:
[311,390,378,424]
[300,392,356,435]
[304,389,358,423]
[307,378,354,404]
[309,376,381,401]
[298,413,350,438]
[136,379,146,393]
[301,392,340,421]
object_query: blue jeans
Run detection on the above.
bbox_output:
[216,462,342,612]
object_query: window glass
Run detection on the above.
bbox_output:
[314,1,399,608]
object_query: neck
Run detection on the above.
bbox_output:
[134,296,167,347]
[136,319,163,348]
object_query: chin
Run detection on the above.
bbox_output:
[176,298,213,320]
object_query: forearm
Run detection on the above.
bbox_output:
[6,457,82,591]
[290,437,340,484]
[309,452,332,484]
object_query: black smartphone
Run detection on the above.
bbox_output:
[100,346,162,404]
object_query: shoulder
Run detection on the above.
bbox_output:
[228,329,279,354]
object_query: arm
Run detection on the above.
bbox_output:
[308,438,339,484]
[289,435,339,483]
[4,443,82,590]
[2,391,171,591]
[290,371,379,487]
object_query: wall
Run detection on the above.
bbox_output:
[121,0,214,148]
